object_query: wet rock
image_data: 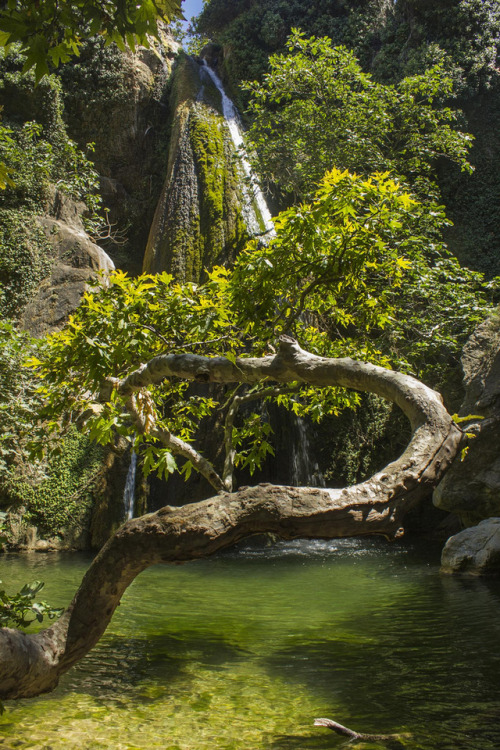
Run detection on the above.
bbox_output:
[143,54,248,281]
[441,518,500,575]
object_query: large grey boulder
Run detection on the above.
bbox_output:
[20,191,114,337]
[441,517,500,574]
[434,315,500,524]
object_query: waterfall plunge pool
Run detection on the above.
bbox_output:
[1,538,500,749]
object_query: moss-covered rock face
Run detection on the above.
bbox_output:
[59,34,180,273]
[143,54,248,281]
[434,315,500,525]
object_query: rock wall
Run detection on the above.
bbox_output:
[143,54,248,281]
[434,314,500,525]
[59,32,180,274]
[20,190,114,336]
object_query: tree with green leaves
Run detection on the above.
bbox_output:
[0,0,182,83]
[0,166,487,701]
[244,30,473,203]
[31,168,490,490]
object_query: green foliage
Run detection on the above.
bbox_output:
[5,427,104,538]
[0,321,44,477]
[194,0,388,101]
[197,0,500,95]
[233,414,275,475]
[0,578,62,629]
[0,514,62,640]
[244,30,472,203]
[230,169,432,350]
[31,171,494,485]
[0,324,104,539]
[0,0,182,83]
[385,252,495,391]
[0,210,51,319]
[0,48,103,225]
[371,0,500,92]
[319,395,409,487]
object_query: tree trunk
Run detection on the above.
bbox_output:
[0,338,461,701]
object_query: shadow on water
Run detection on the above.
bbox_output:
[259,566,500,750]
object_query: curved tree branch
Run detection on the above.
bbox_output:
[124,393,225,492]
[0,337,462,701]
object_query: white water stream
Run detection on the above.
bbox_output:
[291,414,326,488]
[122,450,137,520]
[201,60,275,237]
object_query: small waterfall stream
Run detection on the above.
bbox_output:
[291,415,325,488]
[122,451,137,520]
[201,60,275,237]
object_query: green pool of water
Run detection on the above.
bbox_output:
[1,538,500,750]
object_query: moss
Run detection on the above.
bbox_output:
[57,37,177,273]
[0,48,65,137]
[4,428,104,540]
[144,55,249,281]
[317,394,411,487]
[0,209,52,320]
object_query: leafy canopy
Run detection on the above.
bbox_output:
[244,30,473,202]
[30,169,493,485]
[0,0,182,83]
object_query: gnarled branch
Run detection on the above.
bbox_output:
[0,337,461,701]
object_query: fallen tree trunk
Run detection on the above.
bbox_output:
[0,338,462,701]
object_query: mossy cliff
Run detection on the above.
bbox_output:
[143,53,248,281]
[0,44,161,549]
[59,32,179,273]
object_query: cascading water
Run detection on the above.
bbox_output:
[122,450,137,520]
[201,59,327,490]
[291,415,325,488]
[201,60,275,237]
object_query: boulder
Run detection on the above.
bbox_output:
[434,315,500,524]
[20,196,114,337]
[441,517,500,574]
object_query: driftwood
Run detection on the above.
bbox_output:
[314,717,409,742]
[0,337,462,701]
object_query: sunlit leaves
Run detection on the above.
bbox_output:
[229,168,423,351]
[244,29,473,203]
[0,0,183,82]
[30,168,494,489]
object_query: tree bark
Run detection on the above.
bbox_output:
[0,337,461,701]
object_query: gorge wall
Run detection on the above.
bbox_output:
[0,36,274,549]
[2,3,500,552]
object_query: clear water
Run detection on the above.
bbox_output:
[1,538,500,750]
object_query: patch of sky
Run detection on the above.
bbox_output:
[180,0,204,33]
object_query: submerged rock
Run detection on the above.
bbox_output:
[441,518,500,575]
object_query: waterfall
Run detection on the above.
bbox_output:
[200,60,324,492]
[123,450,137,520]
[201,60,275,237]
[291,415,325,488]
